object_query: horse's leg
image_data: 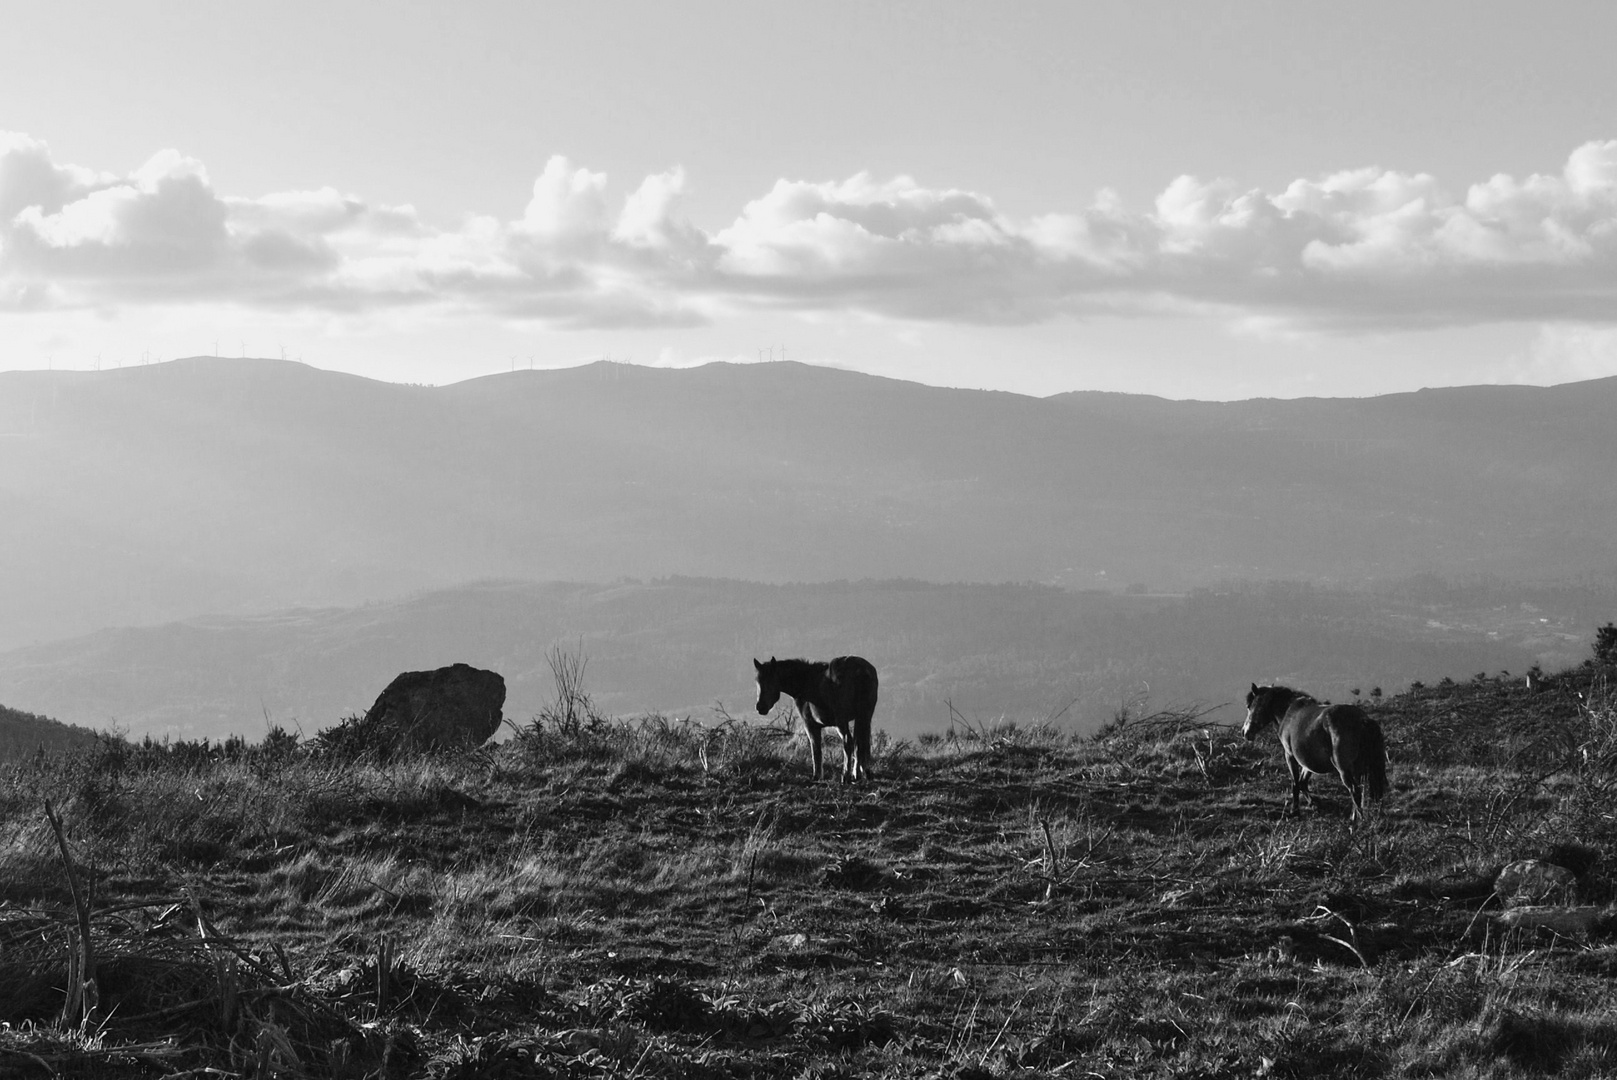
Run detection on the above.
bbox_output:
[838,723,855,783]
[854,716,872,782]
[1285,752,1304,816]
[809,723,826,780]
[1343,767,1364,821]
[800,702,825,781]
[1331,736,1361,821]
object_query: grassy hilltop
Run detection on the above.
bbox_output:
[4,644,1617,1077]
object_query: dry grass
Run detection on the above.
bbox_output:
[3,668,1617,1076]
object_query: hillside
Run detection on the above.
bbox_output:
[1,358,1615,652]
[4,661,1617,1076]
[0,702,97,760]
[0,576,1561,741]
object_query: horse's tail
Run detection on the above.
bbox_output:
[846,656,878,779]
[1362,718,1389,802]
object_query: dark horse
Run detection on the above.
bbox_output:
[1243,683,1389,821]
[754,656,879,782]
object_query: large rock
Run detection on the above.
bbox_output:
[361,663,505,752]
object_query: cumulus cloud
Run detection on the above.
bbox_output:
[0,140,345,307]
[2,131,1616,331]
[518,156,609,243]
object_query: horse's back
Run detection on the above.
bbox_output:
[1320,701,1376,741]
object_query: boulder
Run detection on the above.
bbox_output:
[361,663,505,753]
[1494,859,1577,909]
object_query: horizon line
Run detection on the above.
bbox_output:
[3,353,1612,404]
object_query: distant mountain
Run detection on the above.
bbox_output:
[0,702,99,760]
[1,358,1614,652]
[0,577,1552,741]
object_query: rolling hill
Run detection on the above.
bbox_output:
[0,701,98,759]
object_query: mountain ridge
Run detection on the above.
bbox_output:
[1,356,1613,655]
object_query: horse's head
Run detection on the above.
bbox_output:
[1242,682,1278,741]
[754,657,782,715]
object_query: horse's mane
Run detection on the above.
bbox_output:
[1249,685,1324,721]
[763,657,816,672]
[758,657,824,687]
[1255,684,1317,704]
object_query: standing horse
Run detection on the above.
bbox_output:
[1243,683,1388,821]
[754,656,879,782]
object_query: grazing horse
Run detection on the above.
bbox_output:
[754,656,879,782]
[1243,683,1388,821]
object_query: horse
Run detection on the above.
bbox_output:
[1243,683,1388,821]
[754,656,879,782]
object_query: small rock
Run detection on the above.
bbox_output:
[1497,905,1603,936]
[560,1029,605,1054]
[1495,860,1576,908]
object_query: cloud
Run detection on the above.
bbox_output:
[709,173,1141,322]
[518,155,609,243]
[2,131,1616,332]
[0,141,341,306]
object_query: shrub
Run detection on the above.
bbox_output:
[1594,622,1617,667]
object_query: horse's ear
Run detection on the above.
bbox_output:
[1250,682,1260,696]
[770,655,776,663]
[753,658,762,672]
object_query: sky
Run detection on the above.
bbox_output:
[1,0,1615,399]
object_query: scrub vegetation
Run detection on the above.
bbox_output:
[3,637,1617,1077]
